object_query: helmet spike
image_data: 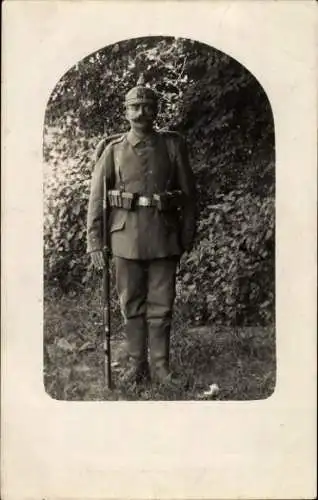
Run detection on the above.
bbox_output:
[137,73,145,86]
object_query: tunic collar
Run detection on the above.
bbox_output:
[127,129,157,147]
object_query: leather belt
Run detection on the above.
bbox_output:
[107,190,184,211]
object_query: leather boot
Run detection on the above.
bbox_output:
[148,318,174,384]
[120,316,150,384]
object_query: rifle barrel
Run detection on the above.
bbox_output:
[102,174,112,390]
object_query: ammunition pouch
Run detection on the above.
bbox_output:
[108,190,184,212]
[153,191,184,211]
[108,190,137,210]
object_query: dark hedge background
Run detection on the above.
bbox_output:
[43,36,275,327]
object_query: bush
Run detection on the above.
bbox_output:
[176,188,275,326]
[44,136,94,292]
[43,36,275,325]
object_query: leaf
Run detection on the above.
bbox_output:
[73,203,81,216]
[56,338,74,352]
[60,367,72,379]
[73,364,91,374]
[46,344,56,361]
[78,341,96,353]
[183,272,191,283]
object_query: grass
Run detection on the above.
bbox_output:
[44,288,276,401]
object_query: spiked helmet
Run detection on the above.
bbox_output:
[125,74,158,106]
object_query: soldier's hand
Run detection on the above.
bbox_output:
[91,250,105,270]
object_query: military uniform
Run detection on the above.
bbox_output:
[87,78,196,384]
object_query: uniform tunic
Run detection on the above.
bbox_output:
[87,129,196,260]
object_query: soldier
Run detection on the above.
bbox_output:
[87,75,196,386]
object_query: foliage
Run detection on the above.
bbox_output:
[44,138,93,291]
[176,188,275,326]
[43,36,275,325]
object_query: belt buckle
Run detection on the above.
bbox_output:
[139,196,151,207]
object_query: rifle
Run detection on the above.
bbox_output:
[97,130,124,390]
[102,172,112,390]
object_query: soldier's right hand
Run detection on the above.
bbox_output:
[91,250,105,270]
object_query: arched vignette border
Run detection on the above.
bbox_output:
[43,35,276,401]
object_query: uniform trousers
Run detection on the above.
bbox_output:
[114,256,179,369]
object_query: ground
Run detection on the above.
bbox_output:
[44,288,276,401]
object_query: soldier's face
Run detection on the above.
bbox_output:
[125,102,157,131]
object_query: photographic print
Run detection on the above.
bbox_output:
[43,36,276,401]
[3,2,316,499]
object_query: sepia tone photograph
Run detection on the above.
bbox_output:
[3,2,316,499]
[43,36,276,402]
